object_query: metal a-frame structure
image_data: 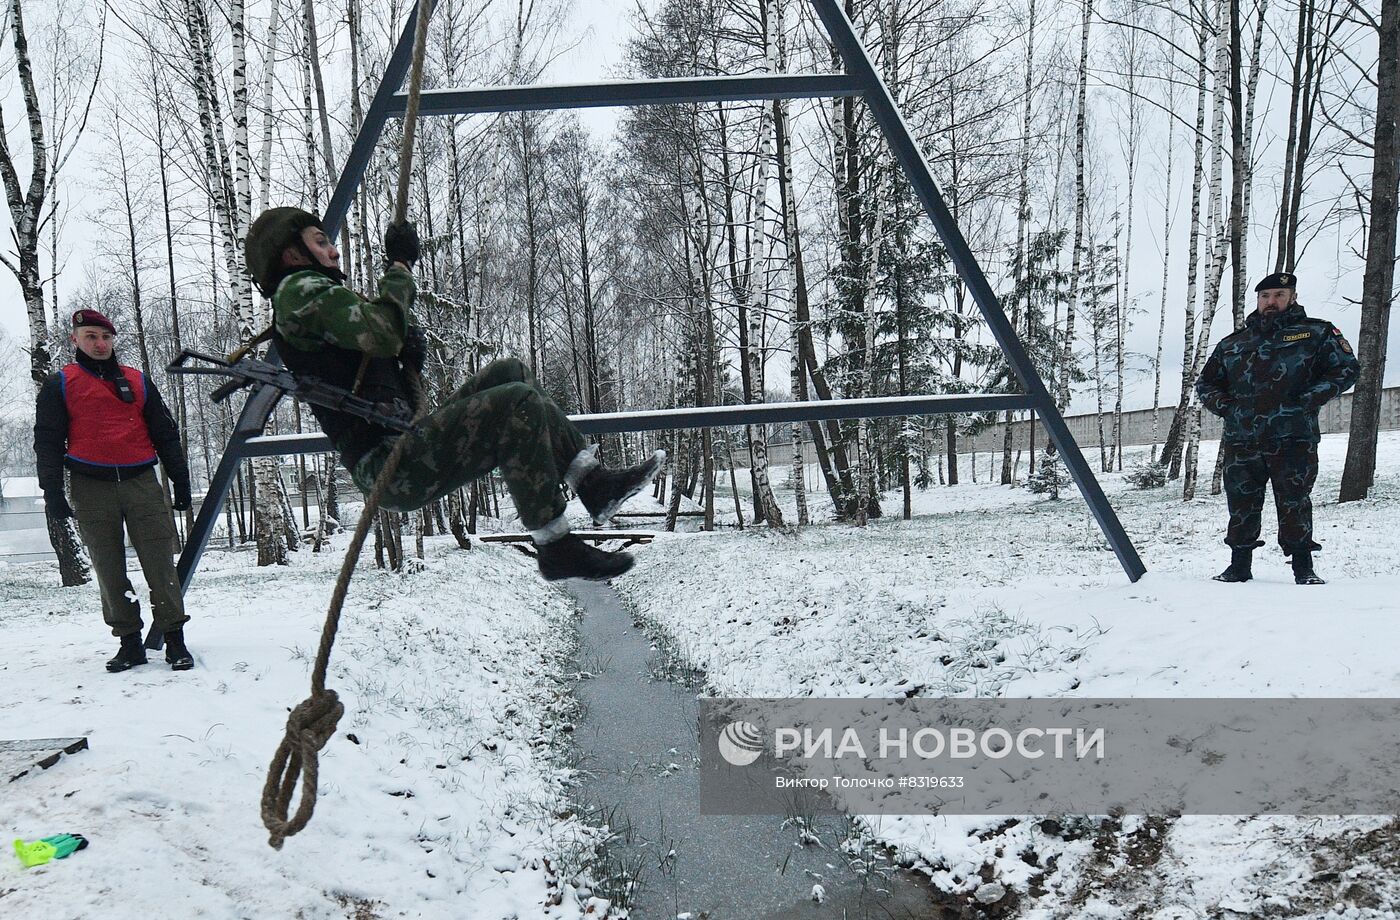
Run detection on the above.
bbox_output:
[173,0,1146,592]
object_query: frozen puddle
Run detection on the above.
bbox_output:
[565,580,945,919]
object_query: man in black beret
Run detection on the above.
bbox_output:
[1196,272,1360,584]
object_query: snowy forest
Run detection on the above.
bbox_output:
[4,0,1400,917]
[0,0,1394,580]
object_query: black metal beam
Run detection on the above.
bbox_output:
[178,0,1146,595]
[809,0,1145,582]
[394,74,868,116]
[238,393,1035,458]
[568,393,1032,435]
[322,0,432,237]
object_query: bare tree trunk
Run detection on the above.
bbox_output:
[1005,0,1037,485]
[775,75,808,525]
[856,157,889,526]
[1339,0,1399,502]
[745,4,786,528]
[1164,14,1214,475]
[0,0,89,585]
[1151,82,1175,462]
[258,0,282,213]
[114,124,151,379]
[154,71,194,531]
[1060,0,1093,411]
[1184,0,1231,502]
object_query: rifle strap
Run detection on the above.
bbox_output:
[227,326,274,365]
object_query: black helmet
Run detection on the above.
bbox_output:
[245,207,325,297]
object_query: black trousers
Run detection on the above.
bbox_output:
[1222,440,1320,556]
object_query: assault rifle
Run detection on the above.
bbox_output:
[168,349,418,435]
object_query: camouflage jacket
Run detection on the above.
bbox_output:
[1196,303,1360,445]
[271,266,417,467]
[272,265,415,357]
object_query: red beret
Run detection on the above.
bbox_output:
[71,309,116,334]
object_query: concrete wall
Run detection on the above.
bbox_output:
[961,386,1400,454]
[750,386,1400,467]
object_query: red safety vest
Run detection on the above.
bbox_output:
[61,363,157,468]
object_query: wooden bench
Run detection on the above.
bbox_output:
[478,531,656,554]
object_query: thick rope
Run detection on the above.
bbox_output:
[394,0,432,227]
[261,0,433,851]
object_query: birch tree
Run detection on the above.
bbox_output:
[1339,0,1398,502]
[0,0,93,585]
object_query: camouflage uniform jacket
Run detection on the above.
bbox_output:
[1196,303,1360,446]
[271,265,417,467]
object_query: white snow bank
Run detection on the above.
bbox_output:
[0,533,605,919]
[614,431,1400,918]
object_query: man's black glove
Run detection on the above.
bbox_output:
[384,222,420,269]
[400,325,429,375]
[44,490,74,520]
[172,482,193,512]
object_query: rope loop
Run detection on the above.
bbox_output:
[260,689,345,849]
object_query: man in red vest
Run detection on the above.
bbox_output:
[33,309,196,672]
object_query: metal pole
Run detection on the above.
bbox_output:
[808,0,1145,582]
[396,74,865,115]
[324,0,433,237]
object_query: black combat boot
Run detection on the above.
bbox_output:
[164,628,195,671]
[536,533,636,582]
[573,449,667,526]
[1292,550,1325,585]
[106,632,148,673]
[1213,546,1254,583]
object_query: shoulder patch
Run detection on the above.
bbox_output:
[1333,326,1354,354]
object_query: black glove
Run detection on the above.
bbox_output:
[384,222,420,269]
[172,482,193,512]
[400,325,429,375]
[44,490,74,520]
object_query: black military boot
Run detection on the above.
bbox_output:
[1292,551,1325,585]
[536,533,636,582]
[573,450,666,526]
[106,632,148,673]
[1213,546,1254,583]
[164,628,195,671]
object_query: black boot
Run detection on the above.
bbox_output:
[574,449,666,526]
[1292,551,1325,585]
[106,632,148,673]
[1213,546,1254,583]
[164,628,195,671]
[536,533,636,582]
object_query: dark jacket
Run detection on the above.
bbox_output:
[1196,303,1360,445]
[270,265,417,470]
[34,350,191,494]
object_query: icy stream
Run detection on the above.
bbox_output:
[565,579,946,919]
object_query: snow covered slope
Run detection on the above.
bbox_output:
[0,531,606,919]
[616,431,1400,918]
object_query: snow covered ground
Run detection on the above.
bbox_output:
[0,523,611,919]
[617,431,1400,918]
[3,431,1398,919]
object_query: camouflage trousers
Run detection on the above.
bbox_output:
[351,358,586,530]
[1222,439,1321,556]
